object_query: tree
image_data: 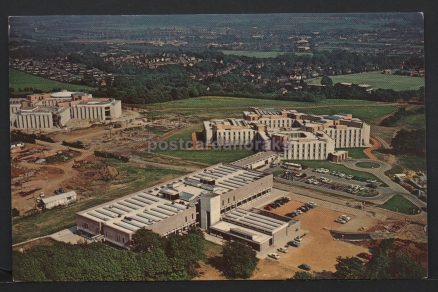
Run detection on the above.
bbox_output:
[291,271,316,280]
[221,241,258,279]
[165,228,206,277]
[320,75,333,86]
[131,229,165,253]
[333,256,366,279]
[391,129,426,156]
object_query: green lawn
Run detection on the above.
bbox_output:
[342,148,368,159]
[12,162,188,244]
[285,160,385,184]
[380,195,421,215]
[393,113,426,129]
[307,71,424,91]
[9,69,94,93]
[355,161,381,169]
[397,154,427,172]
[155,149,255,165]
[146,96,397,123]
[164,124,203,142]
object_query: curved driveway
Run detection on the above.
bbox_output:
[341,159,426,208]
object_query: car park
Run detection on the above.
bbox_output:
[268,253,280,260]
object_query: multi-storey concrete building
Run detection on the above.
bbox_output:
[203,107,371,161]
[271,130,335,160]
[10,90,122,130]
[203,118,258,146]
[76,162,297,252]
[13,106,71,129]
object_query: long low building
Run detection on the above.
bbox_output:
[210,208,300,252]
[76,163,276,249]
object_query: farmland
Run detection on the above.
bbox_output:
[307,71,424,91]
[9,69,94,93]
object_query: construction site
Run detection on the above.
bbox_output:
[11,102,428,280]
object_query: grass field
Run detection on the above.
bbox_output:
[155,149,255,165]
[10,69,94,93]
[397,154,427,171]
[380,195,421,215]
[146,96,398,123]
[12,161,188,244]
[307,71,424,91]
[164,124,203,142]
[392,113,426,129]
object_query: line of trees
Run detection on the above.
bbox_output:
[13,228,206,281]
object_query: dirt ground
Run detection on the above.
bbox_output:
[251,200,370,279]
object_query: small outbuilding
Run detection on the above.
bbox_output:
[41,191,77,210]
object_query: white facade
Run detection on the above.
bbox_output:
[41,191,77,210]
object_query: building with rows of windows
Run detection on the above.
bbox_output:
[10,90,122,130]
[202,107,370,161]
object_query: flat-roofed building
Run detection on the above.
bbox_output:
[243,107,295,130]
[202,107,371,160]
[41,191,77,210]
[272,130,335,160]
[231,151,279,170]
[209,208,301,252]
[203,118,257,146]
[76,192,196,247]
[13,106,71,129]
[76,163,274,249]
[70,98,122,122]
[9,90,122,129]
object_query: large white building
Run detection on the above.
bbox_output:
[10,90,122,130]
[271,130,335,160]
[76,162,299,252]
[202,107,371,161]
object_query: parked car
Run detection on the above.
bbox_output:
[288,240,300,247]
[278,247,288,253]
[264,205,272,211]
[268,253,280,260]
[298,264,311,271]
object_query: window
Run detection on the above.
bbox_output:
[185,216,188,222]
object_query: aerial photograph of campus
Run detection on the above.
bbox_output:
[9,13,427,281]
